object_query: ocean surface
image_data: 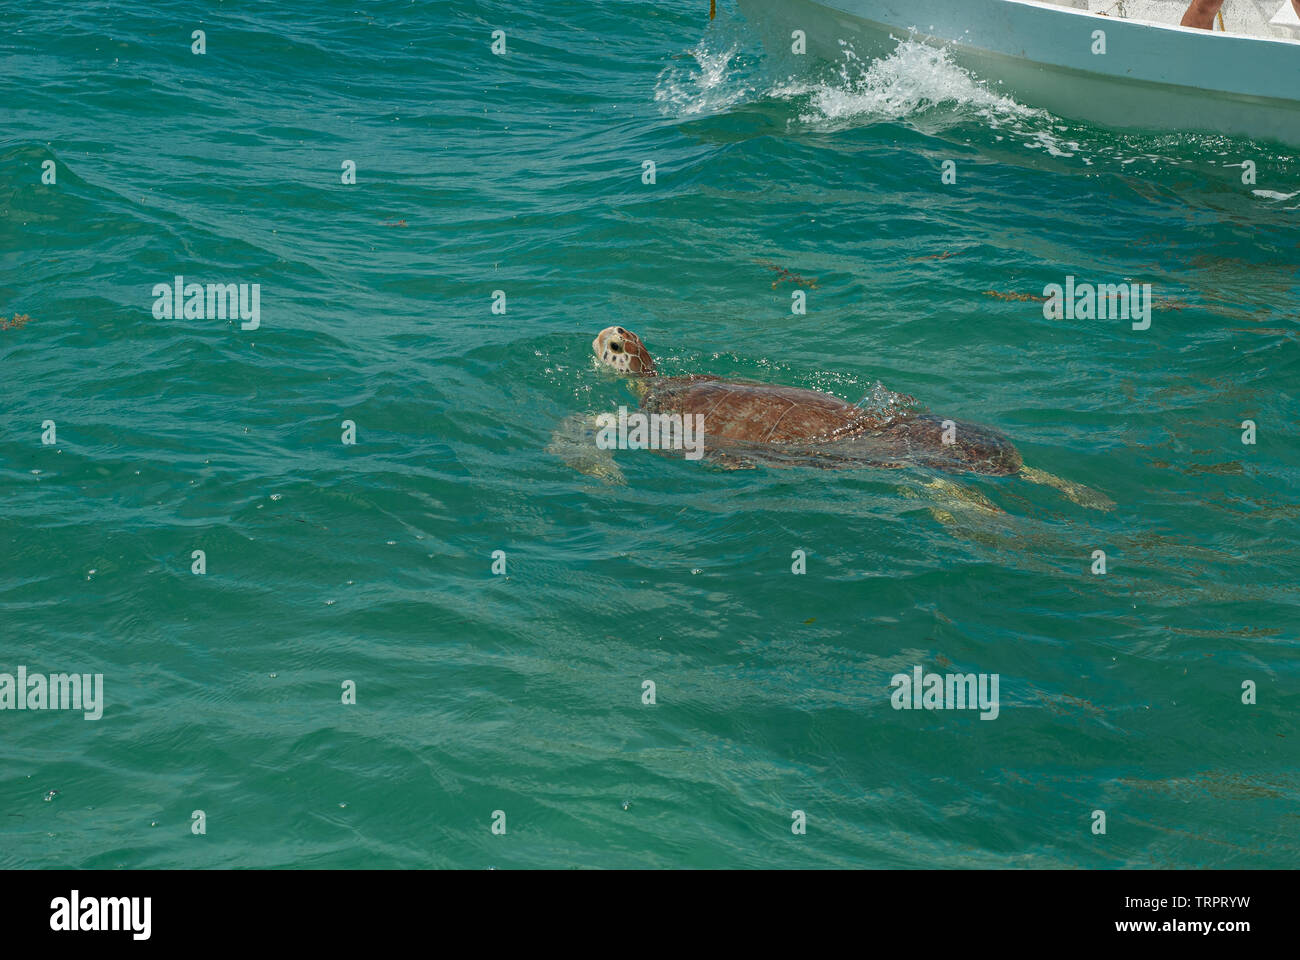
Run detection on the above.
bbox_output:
[2,0,1297,869]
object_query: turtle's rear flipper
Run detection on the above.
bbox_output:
[548,412,625,485]
[900,477,1002,522]
[923,476,1003,515]
[898,477,1001,544]
[1019,466,1114,511]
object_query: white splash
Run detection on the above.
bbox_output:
[775,39,1042,129]
[855,380,919,421]
[652,31,1299,188]
[654,40,756,117]
[656,34,1045,134]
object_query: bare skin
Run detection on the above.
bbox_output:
[1182,0,1300,28]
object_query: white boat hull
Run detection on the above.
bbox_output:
[735,0,1300,145]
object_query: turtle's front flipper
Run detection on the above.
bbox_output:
[705,450,758,471]
[548,412,625,485]
[1019,466,1114,511]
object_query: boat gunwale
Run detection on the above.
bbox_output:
[735,0,1300,143]
[749,0,1300,102]
[1003,0,1300,48]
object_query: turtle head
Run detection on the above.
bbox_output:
[593,326,657,377]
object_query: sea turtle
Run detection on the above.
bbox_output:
[549,326,1112,510]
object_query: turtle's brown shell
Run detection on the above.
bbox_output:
[640,375,1022,476]
[642,375,872,444]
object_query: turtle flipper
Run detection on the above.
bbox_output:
[898,477,1002,543]
[1019,466,1114,511]
[923,476,1002,515]
[901,476,1003,525]
[547,412,625,485]
[705,450,758,471]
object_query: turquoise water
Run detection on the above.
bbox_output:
[2,0,1297,869]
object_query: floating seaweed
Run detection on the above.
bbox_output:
[753,258,819,290]
[984,291,1190,310]
[983,290,1048,303]
[0,313,33,330]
